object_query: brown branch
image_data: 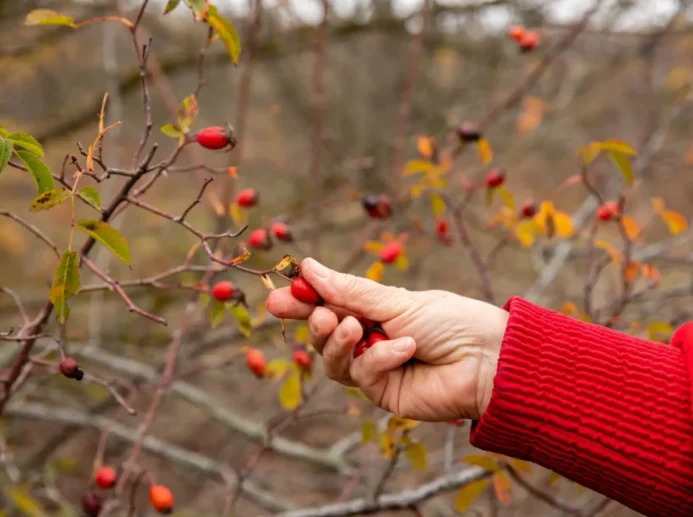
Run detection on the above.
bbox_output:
[131,38,153,168]
[373,445,401,498]
[505,465,583,515]
[0,287,29,325]
[178,177,214,223]
[0,211,60,257]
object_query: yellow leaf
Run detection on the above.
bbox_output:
[661,210,688,235]
[462,454,499,472]
[514,220,535,248]
[228,247,251,266]
[454,479,489,513]
[648,321,673,342]
[621,216,640,240]
[364,241,384,254]
[405,442,428,471]
[229,202,247,226]
[651,197,665,213]
[5,486,47,517]
[379,432,397,459]
[552,211,573,237]
[260,274,276,291]
[273,254,293,272]
[278,370,302,410]
[493,471,512,505]
[581,142,601,164]
[403,159,433,176]
[417,136,434,159]
[394,254,409,271]
[294,324,310,345]
[366,261,384,282]
[477,138,493,164]
[362,419,377,444]
[410,182,426,199]
[607,151,633,186]
[431,193,446,218]
[387,416,420,432]
[600,139,637,156]
[266,358,292,380]
[548,471,561,486]
[510,458,532,473]
[496,187,515,211]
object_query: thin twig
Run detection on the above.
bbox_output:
[0,211,60,257]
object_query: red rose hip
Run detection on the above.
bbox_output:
[367,330,389,347]
[95,466,117,489]
[520,200,537,218]
[597,201,619,222]
[519,30,539,52]
[291,277,322,305]
[248,228,271,250]
[196,126,231,150]
[270,222,292,241]
[353,338,370,358]
[149,484,175,514]
[59,356,84,381]
[485,168,505,188]
[211,281,234,302]
[246,348,266,377]
[379,241,402,264]
[237,188,258,208]
[508,25,526,42]
[293,348,313,371]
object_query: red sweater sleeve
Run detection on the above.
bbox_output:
[470,297,693,517]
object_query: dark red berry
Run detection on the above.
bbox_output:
[367,330,389,347]
[291,277,322,305]
[520,200,537,218]
[360,317,377,330]
[59,357,84,381]
[270,222,292,241]
[353,339,370,358]
[456,122,481,143]
[293,348,313,372]
[149,484,175,514]
[196,126,231,150]
[246,348,266,377]
[485,168,505,188]
[82,491,103,517]
[379,242,402,264]
[237,188,258,208]
[95,466,117,489]
[248,229,271,250]
[362,194,392,219]
[211,281,234,302]
[519,30,539,52]
[436,218,451,245]
[597,201,619,222]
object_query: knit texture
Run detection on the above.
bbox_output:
[470,297,693,517]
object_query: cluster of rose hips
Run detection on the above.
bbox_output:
[82,467,174,515]
[508,25,539,52]
[244,343,313,378]
[354,318,388,358]
[235,187,294,251]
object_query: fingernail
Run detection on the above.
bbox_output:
[305,258,330,280]
[392,337,413,352]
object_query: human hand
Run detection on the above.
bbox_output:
[266,258,508,422]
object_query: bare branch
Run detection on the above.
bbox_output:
[0,211,60,258]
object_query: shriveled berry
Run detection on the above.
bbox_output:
[196,126,231,150]
[237,188,258,208]
[248,229,271,250]
[362,194,392,219]
[456,122,481,143]
[485,168,505,188]
[270,222,292,241]
[211,281,234,302]
[597,201,619,222]
[379,242,402,264]
[353,339,371,358]
[246,348,266,377]
[519,30,539,52]
[508,25,525,42]
[59,357,84,381]
[291,276,322,305]
[293,348,313,372]
[367,330,389,347]
[95,466,117,489]
[82,491,102,517]
[149,484,175,514]
[520,200,537,218]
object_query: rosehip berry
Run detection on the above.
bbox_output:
[149,484,175,514]
[246,348,266,377]
[367,330,389,347]
[508,25,526,42]
[520,200,537,218]
[95,466,117,489]
[436,218,452,245]
[59,356,84,381]
[270,222,292,242]
[456,122,481,143]
[379,241,402,264]
[485,168,505,188]
[291,276,323,305]
[361,194,392,219]
[248,228,272,250]
[237,188,258,208]
[360,317,377,330]
[597,201,619,222]
[519,30,539,52]
[196,126,231,150]
[293,348,313,372]
[82,491,102,517]
[211,281,234,302]
[353,338,371,358]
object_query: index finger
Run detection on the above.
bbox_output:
[266,287,355,321]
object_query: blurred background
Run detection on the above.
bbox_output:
[1,0,693,515]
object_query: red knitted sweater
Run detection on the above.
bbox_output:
[470,297,693,517]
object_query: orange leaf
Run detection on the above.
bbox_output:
[621,216,640,240]
[227,166,238,178]
[552,210,573,238]
[493,471,512,505]
[477,138,493,164]
[417,136,434,159]
[625,261,640,283]
[641,263,661,287]
[364,241,384,254]
[594,240,622,263]
[366,261,384,282]
[661,210,688,235]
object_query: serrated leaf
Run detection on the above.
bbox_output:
[0,138,12,175]
[607,151,633,186]
[273,255,293,272]
[5,486,47,517]
[365,261,384,282]
[78,187,101,211]
[454,479,489,513]
[387,416,420,432]
[8,132,44,158]
[160,124,183,138]
[265,358,291,380]
[493,470,512,505]
[361,419,377,444]
[207,6,242,64]
[50,250,80,325]
[405,442,428,471]
[463,454,499,472]
[279,369,302,410]
[177,94,198,132]
[75,220,131,265]
[15,150,54,194]
[209,299,226,328]
[379,432,397,459]
[600,139,637,156]
[430,193,445,218]
[477,138,492,164]
[29,188,70,212]
[294,324,309,344]
[552,211,573,238]
[24,9,76,28]
[164,0,181,13]
[229,305,252,337]
[228,246,251,266]
[199,292,210,309]
[661,210,688,235]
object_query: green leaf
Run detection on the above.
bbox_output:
[24,9,76,28]
[78,187,101,211]
[405,442,428,471]
[279,369,302,410]
[160,124,183,138]
[199,292,210,309]
[207,6,242,64]
[209,299,226,328]
[430,193,445,218]
[190,0,209,20]
[454,479,489,513]
[600,139,637,156]
[361,419,377,444]
[15,150,54,194]
[75,220,131,265]
[8,132,44,158]
[607,151,633,186]
[49,250,80,325]
[0,138,12,175]
[29,188,71,212]
[177,94,199,132]
[0,124,8,138]
[5,486,48,517]
[265,358,291,380]
[229,305,252,337]
[164,0,181,14]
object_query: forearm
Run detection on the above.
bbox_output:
[470,297,693,517]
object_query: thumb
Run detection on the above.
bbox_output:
[300,258,412,321]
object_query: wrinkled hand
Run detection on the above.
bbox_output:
[267,259,508,422]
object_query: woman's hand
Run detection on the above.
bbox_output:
[266,258,508,422]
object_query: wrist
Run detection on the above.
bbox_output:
[477,305,508,417]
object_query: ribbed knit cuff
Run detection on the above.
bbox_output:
[470,297,693,517]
